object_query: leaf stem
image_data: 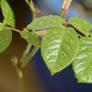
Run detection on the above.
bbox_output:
[60,0,72,26]
[12,57,24,92]
[3,24,46,35]
[18,69,24,92]
[3,24,21,33]
[59,8,64,16]
[30,0,37,20]
[24,0,37,20]
[20,44,32,63]
[24,0,32,11]
[20,42,40,68]
[8,26,20,33]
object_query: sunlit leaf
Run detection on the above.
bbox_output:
[68,17,92,36]
[41,25,79,75]
[27,15,65,30]
[72,37,92,83]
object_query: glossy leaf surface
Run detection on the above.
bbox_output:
[41,25,79,75]
[1,0,15,27]
[20,29,39,46]
[72,37,92,83]
[0,23,12,53]
[27,15,65,30]
[69,17,92,36]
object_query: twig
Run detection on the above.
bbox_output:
[12,57,24,92]
[20,44,32,63]
[24,0,37,20]
[60,0,72,26]
[20,42,40,68]
[3,24,21,33]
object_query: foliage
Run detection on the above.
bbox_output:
[0,0,92,92]
[41,25,79,75]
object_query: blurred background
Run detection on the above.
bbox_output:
[0,0,46,92]
[0,0,92,92]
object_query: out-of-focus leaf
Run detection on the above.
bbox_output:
[0,23,12,53]
[1,0,15,27]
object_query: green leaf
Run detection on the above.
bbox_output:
[1,0,15,27]
[41,25,79,75]
[72,37,92,83]
[27,15,65,30]
[20,29,39,46]
[68,17,92,36]
[0,23,12,53]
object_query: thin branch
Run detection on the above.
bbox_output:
[24,0,37,20]
[24,0,32,11]
[12,57,24,92]
[20,42,40,68]
[62,0,72,10]
[20,44,32,63]
[60,0,72,25]
[3,24,21,33]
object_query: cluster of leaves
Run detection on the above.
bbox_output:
[27,15,92,83]
[0,0,92,84]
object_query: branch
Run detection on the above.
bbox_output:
[62,0,72,10]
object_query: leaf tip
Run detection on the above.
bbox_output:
[50,70,57,76]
